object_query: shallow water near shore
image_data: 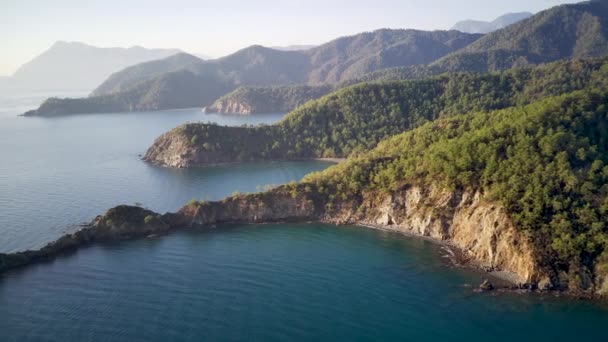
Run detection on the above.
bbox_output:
[1,91,607,340]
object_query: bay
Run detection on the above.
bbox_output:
[0,91,329,252]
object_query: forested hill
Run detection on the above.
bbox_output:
[9,89,608,295]
[298,89,608,294]
[143,57,608,167]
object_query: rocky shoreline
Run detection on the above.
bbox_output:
[0,208,516,295]
[2,184,606,299]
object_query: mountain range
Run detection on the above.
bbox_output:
[23,1,608,117]
[24,29,481,116]
[92,29,481,96]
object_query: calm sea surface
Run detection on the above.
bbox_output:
[0,90,606,341]
[0,90,328,252]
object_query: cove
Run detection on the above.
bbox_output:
[1,223,607,341]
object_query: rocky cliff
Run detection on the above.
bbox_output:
[321,186,543,287]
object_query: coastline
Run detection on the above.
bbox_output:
[0,209,602,300]
[0,204,535,292]
[0,215,537,294]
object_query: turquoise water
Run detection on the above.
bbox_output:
[1,91,607,341]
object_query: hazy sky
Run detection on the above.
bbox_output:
[1,0,576,76]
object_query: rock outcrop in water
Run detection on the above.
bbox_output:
[0,206,171,273]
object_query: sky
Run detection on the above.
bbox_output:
[1,0,577,76]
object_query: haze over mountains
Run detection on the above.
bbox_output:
[4,41,180,91]
[23,1,608,117]
[451,12,533,33]
[24,30,481,116]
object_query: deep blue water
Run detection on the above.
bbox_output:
[2,224,607,341]
[1,91,607,341]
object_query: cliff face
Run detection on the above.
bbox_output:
[143,128,196,168]
[177,190,320,226]
[322,186,544,286]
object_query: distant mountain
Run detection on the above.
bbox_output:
[451,12,533,34]
[23,67,235,116]
[305,29,482,83]
[269,45,317,51]
[9,41,181,91]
